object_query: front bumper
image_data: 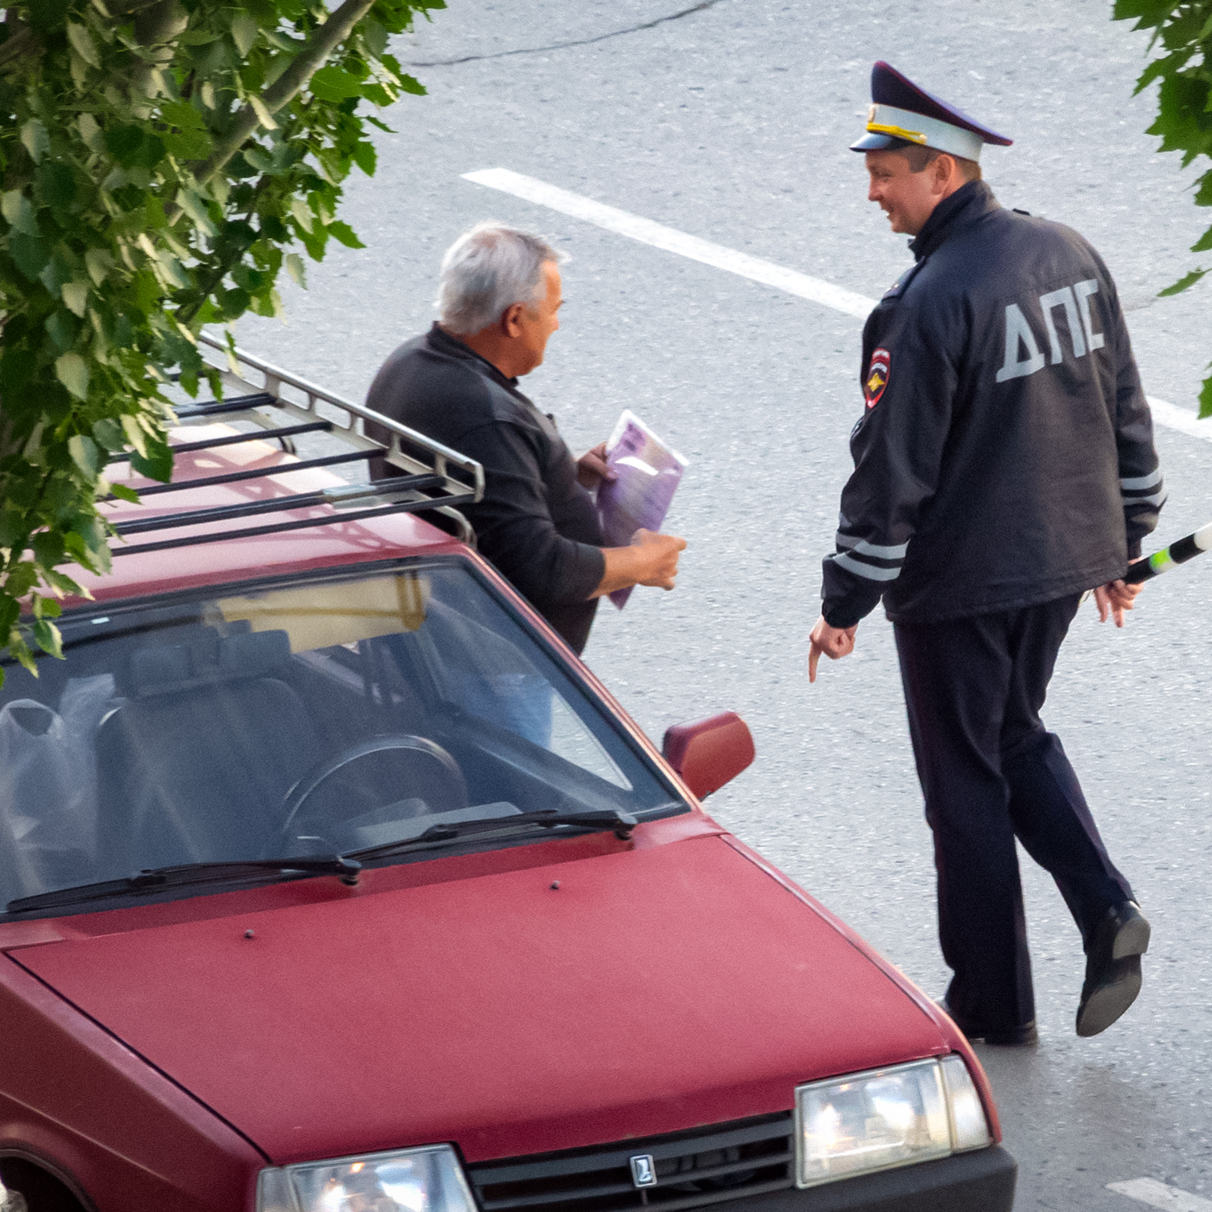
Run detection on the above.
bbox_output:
[733,1146,1016,1212]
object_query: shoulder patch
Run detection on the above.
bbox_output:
[1012,207,1031,216]
[865,348,890,409]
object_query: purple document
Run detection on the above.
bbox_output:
[596,410,689,609]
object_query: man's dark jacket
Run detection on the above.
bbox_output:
[822,180,1164,628]
[365,325,605,654]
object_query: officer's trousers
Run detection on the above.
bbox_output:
[893,594,1134,1032]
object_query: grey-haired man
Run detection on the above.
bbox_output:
[366,222,685,656]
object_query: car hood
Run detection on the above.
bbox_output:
[11,833,946,1166]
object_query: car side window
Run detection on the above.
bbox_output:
[409,597,631,789]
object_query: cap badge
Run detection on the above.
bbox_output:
[865,348,890,408]
[866,104,927,144]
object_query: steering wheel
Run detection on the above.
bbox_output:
[278,735,467,845]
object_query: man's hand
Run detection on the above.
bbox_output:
[629,528,686,589]
[593,528,687,597]
[808,615,857,683]
[577,442,615,489]
[1093,578,1144,628]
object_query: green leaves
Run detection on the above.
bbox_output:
[2,191,40,236]
[35,160,77,208]
[103,125,167,170]
[1150,71,1212,163]
[54,352,90,399]
[352,139,376,176]
[66,21,100,67]
[9,232,50,281]
[61,280,90,316]
[159,100,215,159]
[1158,268,1208,295]
[165,126,214,161]
[32,618,64,661]
[231,10,260,56]
[1115,0,1212,408]
[1113,0,1174,20]
[328,220,365,249]
[20,119,49,163]
[128,441,174,483]
[249,95,279,130]
[309,64,364,100]
[0,0,440,680]
[67,434,100,477]
[102,123,143,162]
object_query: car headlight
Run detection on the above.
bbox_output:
[257,1143,477,1212]
[795,1055,991,1188]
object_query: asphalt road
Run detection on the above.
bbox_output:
[233,2,1212,1207]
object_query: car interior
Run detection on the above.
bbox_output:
[0,565,678,910]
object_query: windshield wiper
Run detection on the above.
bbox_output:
[7,810,643,913]
[5,855,361,915]
[346,808,638,861]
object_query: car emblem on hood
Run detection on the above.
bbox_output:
[630,1155,657,1188]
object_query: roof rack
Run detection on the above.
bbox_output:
[109,333,484,557]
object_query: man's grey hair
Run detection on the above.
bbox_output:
[436,222,565,335]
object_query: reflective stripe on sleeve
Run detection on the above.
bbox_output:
[835,536,910,559]
[1120,469,1163,491]
[830,552,903,582]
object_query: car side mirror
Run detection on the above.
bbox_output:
[662,711,755,800]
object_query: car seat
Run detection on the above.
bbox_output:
[96,628,320,874]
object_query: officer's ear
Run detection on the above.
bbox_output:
[930,152,960,194]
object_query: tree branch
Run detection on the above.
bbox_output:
[193,0,378,187]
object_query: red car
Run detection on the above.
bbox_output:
[0,342,1015,1212]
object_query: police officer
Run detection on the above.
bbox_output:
[809,62,1164,1044]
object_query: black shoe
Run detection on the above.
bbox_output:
[939,998,1038,1047]
[1075,901,1150,1038]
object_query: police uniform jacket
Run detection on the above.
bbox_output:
[365,325,606,654]
[821,180,1164,628]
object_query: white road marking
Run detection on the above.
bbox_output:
[1148,397,1212,443]
[1108,1178,1212,1210]
[463,167,1212,446]
[461,168,877,319]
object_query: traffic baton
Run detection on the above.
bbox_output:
[1123,522,1212,584]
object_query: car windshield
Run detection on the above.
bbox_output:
[0,560,683,914]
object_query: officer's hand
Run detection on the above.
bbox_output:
[577,442,615,489]
[1093,579,1144,628]
[808,616,857,683]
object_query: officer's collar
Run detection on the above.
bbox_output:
[909,179,997,262]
